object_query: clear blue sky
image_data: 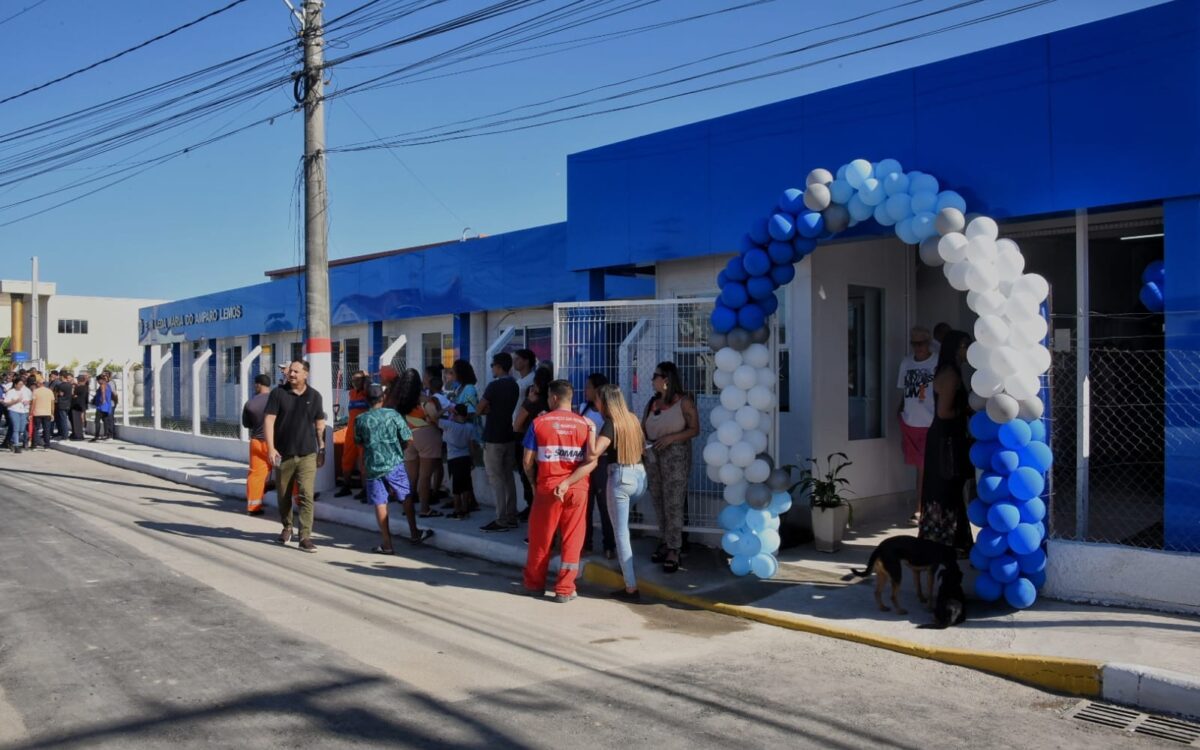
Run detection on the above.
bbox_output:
[2,0,1167,300]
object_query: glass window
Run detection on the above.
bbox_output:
[344,338,360,374]
[224,346,242,384]
[848,285,884,440]
[441,333,455,369]
[81,320,88,335]
[56,319,89,335]
[421,332,443,371]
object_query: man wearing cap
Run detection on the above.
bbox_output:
[242,373,274,516]
[264,360,327,552]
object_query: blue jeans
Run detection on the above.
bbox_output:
[6,411,28,449]
[607,463,647,590]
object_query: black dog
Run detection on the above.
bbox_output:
[851,536,964,625]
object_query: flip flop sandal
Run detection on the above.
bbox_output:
[409,529,435,545]
[369,546,395,555]
[418,510,444,518]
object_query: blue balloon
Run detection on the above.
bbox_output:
[721,531,741,556]
[968,544,991,572]
[751,553,779,579]
[711,306,737,334]
[969,440,1001,470]
[975,528,1007,557]
[991,450,1021,476]
[978,472,1008,503]
[987,502,1021,533]
[1019,496,1046,524]
[1140,281,1165,313]
[1008,523,1042,556]
[760,292,779,317]
[1029,419,1047,443]
[769,263,795,286]
[974,572,1003,601]
[1008,467,1045,502]
[746,275,776,301]
[795,211,825,238]
[936,190,967,213]
[967,498,989,528]
[718,503,748,531]
[738,233,763,254]
[731,554,753,576]
[1017,547,1047,574]
[719,281,749,309]
[757,528,781,556]
[1004,577,1037,609]
[779,187,805,214]
[969,412,1001,441]
[768,213,796,242]
[725,255,749,282]
[767,240,794,265]
[768,491,793,515]
[998,419,1032,449]
[791,236,817,260]
[736,528,762,557]
[749,217,770,246]
[912,212,937,240]
[1017,441,1053,472]
[1026,568,1047,588]
[1142,259,1165,286]
[990,554,1020,584]
[716,270,729,289]
[745,508,772,532]
[1035,521,1046,539]
[742,248,772,277]
[737,304,765,332]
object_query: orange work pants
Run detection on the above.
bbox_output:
[341,411,365,477]
[247,438,270,512]
[523,488,589,596]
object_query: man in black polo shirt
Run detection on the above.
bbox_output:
[264,360,327,553]
[477,352,520,532]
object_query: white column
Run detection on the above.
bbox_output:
[1075,208,1090,540]
[121,359,134,427]
[152,347,172,431]
[238,346,263,442]
[191,348,213,437]
[378,334,407,374]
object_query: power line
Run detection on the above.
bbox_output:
[0,0,50,27]
[1,0,256,107]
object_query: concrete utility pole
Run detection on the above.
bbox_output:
[302,0,334,490]
[30,256,40,365]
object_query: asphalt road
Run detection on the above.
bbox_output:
[0,450,1170,749]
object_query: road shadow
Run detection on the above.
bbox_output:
[0,466,211,497]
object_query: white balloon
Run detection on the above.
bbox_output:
[1018,396,1045,421]
[757,410,773,434]
[989,346,1022,378]
[1026,344,1052,374]
[945,261,971,291]
[969,289,1006,316]
[964,236,998,264]
[745,459,772,484]
[1010,315,1048,345]
[806,168,834,187]
[747,385,776,411]
[729,441,756,468]
[706,463,723,484]
[720,385,747,411]
[965,261,999,293]
[1004,291,1041,322]
[919,236,943,267]
[723,480,748,505]
[709,405,733,429]
[995,244,1025,283]
[744,343,771,369]
[937,233,969,263]
[717,420,743,447]
[986,393,1020,424]
[965,216,999,240]
[1004,373,1041,401]
[971,368,1005,398]
[975,315,1010,348]
[1012,273,1050,302]
[756,367,776,389]
[966,341,990,370]
[732,364,757,390]
[744,428,768,454]
[718,462,744,486]
[715,347,742,372]
[703,441,730,467]
[713,368,733,390]
[734,405,760,431]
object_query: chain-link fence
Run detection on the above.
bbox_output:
[555,299,756,536]
[1048,333,1200,552]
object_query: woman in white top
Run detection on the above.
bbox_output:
[3,375,34,453]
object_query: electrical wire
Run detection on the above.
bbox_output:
[0,0,50,27]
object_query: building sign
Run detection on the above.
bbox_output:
[140,305,243,337]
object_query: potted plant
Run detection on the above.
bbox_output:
[790,452,854,553]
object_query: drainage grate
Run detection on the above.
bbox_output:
[1065,701,1200,746]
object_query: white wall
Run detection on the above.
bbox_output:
[380,314,453,373]
[1044,539,1200,616]
[40,295,166,367]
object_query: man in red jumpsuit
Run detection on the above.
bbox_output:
[520,379,597,603]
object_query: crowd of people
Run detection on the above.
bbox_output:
[0,368,117,452]
[241,349,701,603]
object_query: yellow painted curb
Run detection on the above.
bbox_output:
[583,562,1102,697]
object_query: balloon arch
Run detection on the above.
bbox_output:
[705,158,1052,609]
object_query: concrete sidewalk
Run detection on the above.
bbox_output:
[55,437,1200,720]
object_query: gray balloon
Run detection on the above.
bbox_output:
[756,452,775,470]
[823,203,850,234]
[1018,396,1045,421]
[806,168,834,187]
[749,326,770,344]
[709,331,728,352]
[766,467,791,492]
[935,207,966,236]
[804,183,831,212]
[726,327,751,351]
[745,483,772,510]
[986,393,1020,424]
[968,392,987,413]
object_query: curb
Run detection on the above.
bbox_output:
[1102,663,1200,720]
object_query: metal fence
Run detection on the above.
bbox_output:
[554,298,750,536]
[1048,339,1200,552]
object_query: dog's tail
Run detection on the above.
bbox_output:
[850,547,881,578]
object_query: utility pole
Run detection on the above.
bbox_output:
[30,256,40,366]
[301,0,334,490]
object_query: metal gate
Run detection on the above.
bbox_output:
[553,298,726,535]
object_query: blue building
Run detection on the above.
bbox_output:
[140,1,1199,613]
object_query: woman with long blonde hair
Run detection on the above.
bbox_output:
[594,384,647,601]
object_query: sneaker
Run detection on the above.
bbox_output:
[335,486,352,498]
[553,592,577,604]
[298,538,317,553]
[276,528,292,545]
[610,588,641,603]
[480,521,512,533]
